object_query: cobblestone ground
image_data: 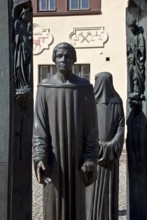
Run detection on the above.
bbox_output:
[32,151,127,220]
[119,151,127,220]
[32,170,43,220]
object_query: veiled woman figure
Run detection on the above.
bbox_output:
[86,72,125,220]
[14,7,32,93]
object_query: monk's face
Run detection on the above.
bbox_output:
[55,47,74,73]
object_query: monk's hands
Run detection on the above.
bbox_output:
[81,160,95,172]
[81,160,97,186]
[36,161,52,184]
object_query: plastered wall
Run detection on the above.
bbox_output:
[33,0,128,118]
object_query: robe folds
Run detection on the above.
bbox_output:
[127,110,147,220]
[33,74,98,220]
[86,72,125,220]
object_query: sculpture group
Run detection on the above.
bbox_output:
[33,42,125,220]
[11,1,147,219]
[32,10,147,220]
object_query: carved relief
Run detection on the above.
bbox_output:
[69,27,108,48]
[11,1,33,219]
[13,4,33,108]
[127,16,146,102]
[126,2,147,220]
[33,23,53,55]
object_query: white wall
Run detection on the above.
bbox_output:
[33,0,128,120]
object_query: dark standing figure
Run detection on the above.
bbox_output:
[33,42,99,220]
[127,100,147,220]
[86,72,124,220]
[127,18,145,100]
[14,7,32,95]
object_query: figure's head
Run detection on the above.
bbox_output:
[19,7,32,21]
[95,72,113,91]
[52,42,77,73]
[128,17,138,34]
[94,72,121,104]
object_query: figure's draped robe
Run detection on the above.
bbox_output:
[87,100,124,220]
[86,72,125,220]
[127,110,147,220]
[33,79,98,220]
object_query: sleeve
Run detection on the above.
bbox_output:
[138,33,145,57]
[32,86,51,166]
[98,103,125,166]
[133,33,145,64]
[82,85,99,163]
[127,37,133,63]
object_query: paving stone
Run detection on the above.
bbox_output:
[119,152,127,220]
